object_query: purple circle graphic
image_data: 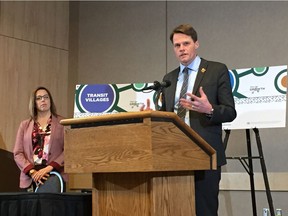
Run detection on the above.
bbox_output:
[80,84,115,113]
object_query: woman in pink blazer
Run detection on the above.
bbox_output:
[13,86,67,191]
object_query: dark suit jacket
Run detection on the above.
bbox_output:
[161,58,237,166]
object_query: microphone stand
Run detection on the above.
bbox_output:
[154,87,163,111]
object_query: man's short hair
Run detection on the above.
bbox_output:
[169,24,198,43]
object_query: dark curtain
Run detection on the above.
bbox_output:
[0,192,92,216]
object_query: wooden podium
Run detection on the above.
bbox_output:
[61,111,216,216]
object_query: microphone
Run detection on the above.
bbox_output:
[142,80,171,91]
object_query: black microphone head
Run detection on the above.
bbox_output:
[162,80,171,88]
[142,81,160,91]
[142,80,170,91]
[152,81,161,90]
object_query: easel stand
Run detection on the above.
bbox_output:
[224,128,275,216]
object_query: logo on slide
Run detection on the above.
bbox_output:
[75,84,117,113]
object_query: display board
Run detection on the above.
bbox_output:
[74,65,287,129]
[224,65,287,129]
[73,83,155,118]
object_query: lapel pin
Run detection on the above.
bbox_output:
[201,68,206,73]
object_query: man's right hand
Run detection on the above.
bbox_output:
[140,99,153,111]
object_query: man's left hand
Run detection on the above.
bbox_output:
[179,86,213,114]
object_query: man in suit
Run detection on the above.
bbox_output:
[161,24,236,215]
[142,24,236,215]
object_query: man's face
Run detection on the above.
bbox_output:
[172,33,199,66]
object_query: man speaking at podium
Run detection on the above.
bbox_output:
[142,24,236,216]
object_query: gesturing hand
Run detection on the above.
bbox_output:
[140,99,153,111]
[179,86,213,114]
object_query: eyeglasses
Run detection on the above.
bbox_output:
[36,95,50,101]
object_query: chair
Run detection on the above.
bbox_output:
[35,171,64,193]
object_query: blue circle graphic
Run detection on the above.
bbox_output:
[229,70,235,90]
[79,84,115,113]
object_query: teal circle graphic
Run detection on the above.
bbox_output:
[132,83,146,91]
[252,67,269,76]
